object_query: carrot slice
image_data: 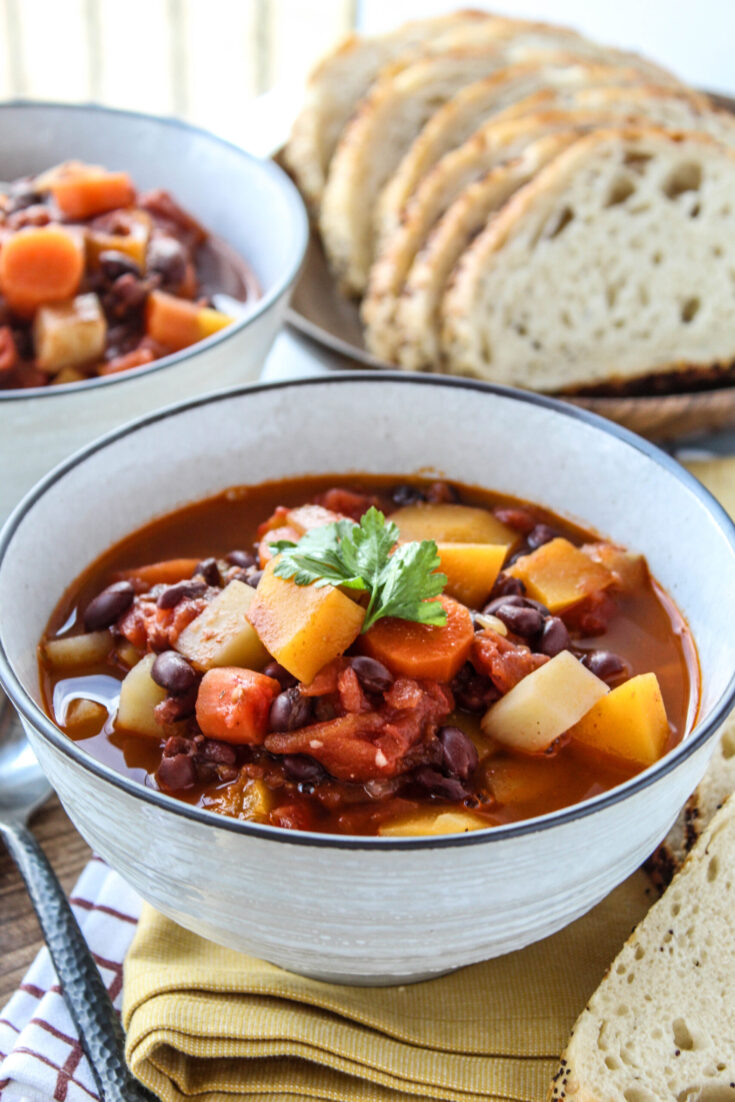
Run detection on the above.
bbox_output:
[0,226,84,316]
[361,595,474,682]
[115,558,201,586]
[145,290,199,351]
[50,170,136,220]
[196,668,280,745]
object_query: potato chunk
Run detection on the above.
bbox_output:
[176,580,268,672]
[43,630,112,670]
[379,810,488,837]
[507,537,613,613]
[391,503,514,546]
[481,650,609,753]
[436,542,507,608]
[64,698,108,739]
[115,654,167,738]
[247,560,365,683]
[569,672,670,767]
[33,293,106,372]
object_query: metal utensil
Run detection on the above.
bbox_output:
[0,695,156,1101]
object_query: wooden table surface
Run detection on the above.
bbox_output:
[1,796,91,1007]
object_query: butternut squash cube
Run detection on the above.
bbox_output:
[481,650,609,753]
[379,810,487,837]
[569,672,670,767]
[176,580,269,672]
[436,542,507,608]
[116,653,167,738]
[391,503,515,546]
[247,560,365,683]
[507,537,613,613]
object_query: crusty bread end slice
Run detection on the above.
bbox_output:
[550,792,735,1101]
[647,710,735,891]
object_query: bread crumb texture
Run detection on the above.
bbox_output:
[550,794,735,1101]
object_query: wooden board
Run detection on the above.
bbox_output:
[286,92,735,443]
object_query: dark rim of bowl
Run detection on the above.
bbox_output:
[0,99,308,401]
[1,372,734,850]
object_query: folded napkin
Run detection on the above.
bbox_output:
[121,873,655,1102]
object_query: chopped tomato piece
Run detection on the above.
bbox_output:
[471,629,548,694]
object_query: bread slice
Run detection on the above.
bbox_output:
[389,94,735,371]
[320,47,518,295]
[282,9,497,211]
[550,793,735,1101]
[363,84,719,366]
[441,127,735,391]
[647,710,735,890]
[364,108,598,364]
[375,60,696,247]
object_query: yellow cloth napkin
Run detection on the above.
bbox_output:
[122,455,735,1102]
[123,873,653,1102]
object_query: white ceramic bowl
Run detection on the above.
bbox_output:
[0,101,307,521]
[1,374,734,985]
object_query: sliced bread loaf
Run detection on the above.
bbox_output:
[320,47,517,295]
[364,89,722,366]
[550,792,735,1101]
[441,127,735,391]
[392,94,735,371]
[375,59,690,247]
[282,9,496,211]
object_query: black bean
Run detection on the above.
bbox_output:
[489,573,526,600]
[156,578,207,609]
[438,726,478,781]
[147,235,188,286]
[527,523,558,550]
[152,650,197,695]
[263,661,298,690]
[83,580,135,630]
[392,484,426,507]
[451,664,499,713]
[98,250,141,281]
[156,753,196,790]
[581,650,630,684]
[200,739,237,765]
[269,687,312,732]
[195,557,221,586]
[225,549,256,569]
[483,594,550,617]
[350,655,394,693]
[493,603,545,638]
[245,570,263,589]
[282,754,325,783]
[412,766,468,801]
[538,616,571,657]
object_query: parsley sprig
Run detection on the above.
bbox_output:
[270,507,447,633]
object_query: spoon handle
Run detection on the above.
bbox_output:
[0,820,157,1102]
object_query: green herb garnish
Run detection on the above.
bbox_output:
[270,507,447,633]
